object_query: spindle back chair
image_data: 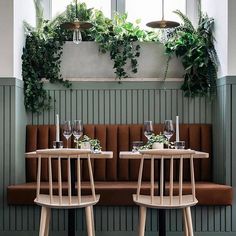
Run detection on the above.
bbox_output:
[34,149,99,236]
[133,149,198,236]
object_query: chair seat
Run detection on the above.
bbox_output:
[34,194,100,209]
[133,194,198,209]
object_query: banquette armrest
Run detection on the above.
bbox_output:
[7,124,233,206]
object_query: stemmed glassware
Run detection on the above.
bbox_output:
[144,121,154,140]
[73,120,83,146]
[163,120,174,148]
[62,121,72,148]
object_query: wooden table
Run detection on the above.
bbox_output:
[26,150,113,236]
[120,149,208,236]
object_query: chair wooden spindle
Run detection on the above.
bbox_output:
[48,156,53,204]
[87,154,96,201]
[137,157,144,201]
[190,155,196,201]
[151,156,154,204]
[68,157,72,205]
[77,155,81,204]
[36,155,42,200]
[58,157,62,205]
[179,156,183,204]
[160,156,164,205]
[169,156,174,205]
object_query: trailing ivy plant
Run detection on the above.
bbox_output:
[93,13,158,79]
[165,10,219,97]
[22,0,70,112]
[22,1,157,112]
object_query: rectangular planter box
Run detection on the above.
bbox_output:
[61,42,184,79]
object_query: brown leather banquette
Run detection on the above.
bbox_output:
[7,124,233,206]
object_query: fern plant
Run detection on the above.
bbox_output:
[165,10,218,97]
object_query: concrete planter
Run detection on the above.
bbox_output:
[61,42,184,79]
[152,142,164,149]
[80,142,91,150]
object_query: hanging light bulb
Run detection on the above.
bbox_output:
[73,29,82,44]
[60,0,93,44]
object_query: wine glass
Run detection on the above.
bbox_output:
[73,120,83,146]
[163,120,174,148]
[144,121,154,140]
[62,121,72,148]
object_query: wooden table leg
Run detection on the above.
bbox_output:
[68,159,76,236]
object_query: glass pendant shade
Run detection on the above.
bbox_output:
[73,29,82,44]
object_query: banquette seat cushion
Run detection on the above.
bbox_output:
[7,124,233,206]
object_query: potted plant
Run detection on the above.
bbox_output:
[75,135,102,151]
[148,133,169,149]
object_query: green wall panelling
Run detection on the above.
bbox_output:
[0,78,26,233]
[27,81,213,125]
[1,78,236,234]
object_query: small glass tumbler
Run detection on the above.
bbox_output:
[53,141,63,149]
[174,141,185,149]
[132,141,143,152]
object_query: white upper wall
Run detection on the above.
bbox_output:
[0,0,14,77]
[201,0,228,77]
[0,0,35,79]
[14,0,35,79]
[228,0,236,76]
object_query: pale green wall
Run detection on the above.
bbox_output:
[27,81,212,125]
[0,77,235,235]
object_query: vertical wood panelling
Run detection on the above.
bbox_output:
[27,86,213,125]
[0,86,4,231]
[231,85,236,231]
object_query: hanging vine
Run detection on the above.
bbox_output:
[22,1,157,112]
[22,1,218,113]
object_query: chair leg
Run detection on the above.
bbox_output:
[39,207,47,236]
[90,206,95,236]
[85,206,94,236]
[138,206,147,236]
[183,208,189,236]
[186,207,194,236]
[44,208,51,236]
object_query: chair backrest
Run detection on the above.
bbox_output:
[136,149,196,205]
[35,149,96,206]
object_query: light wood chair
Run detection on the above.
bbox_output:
[34,149,99,236]
[133,149,198,236]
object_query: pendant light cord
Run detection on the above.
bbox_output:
[162,0,164,20]
[75,0,78,19]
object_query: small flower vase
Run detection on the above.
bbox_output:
[152,142,164,149]
[80,141,91,150]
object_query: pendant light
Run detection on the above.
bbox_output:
[146,0,180,29]
[60,0,93,44]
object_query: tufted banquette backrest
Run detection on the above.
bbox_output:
[26,124,212,182]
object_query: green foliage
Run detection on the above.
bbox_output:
[23,1,218,113]
[94,13,158,79]
[148,133,169,144]
[75,135,102,151]
[165,10,218,97]
[23,2,158,112]
[22,1,95,112]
